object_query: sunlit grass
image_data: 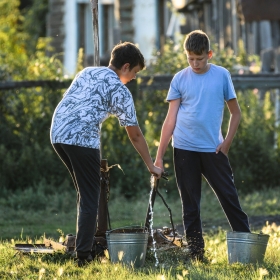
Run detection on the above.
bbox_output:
[1,183,280,278]
[0,222,280,279]
[1,185,279,279]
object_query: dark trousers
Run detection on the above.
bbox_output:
[52,143,101,259]
[174,148,250,253]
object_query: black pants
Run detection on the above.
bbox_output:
[174,148,250,254]
[52,143,101,259]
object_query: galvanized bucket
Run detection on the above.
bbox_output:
[106,226,149,267]
[227,231,270,264]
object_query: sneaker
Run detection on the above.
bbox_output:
[190,252,204,262]
[185,248,208,263]
[76,254,93,267]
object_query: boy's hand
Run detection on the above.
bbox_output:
[154,158,164,171]
[216,139,231,155]
[149,165,163,179]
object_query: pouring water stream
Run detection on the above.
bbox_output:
[148,175,159,267]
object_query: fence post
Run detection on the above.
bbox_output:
[90,0,100,67]
[90,1,109,238]
[95,159,109,242]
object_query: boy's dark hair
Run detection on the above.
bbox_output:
[109,42,145,70]
[184,30,210,55]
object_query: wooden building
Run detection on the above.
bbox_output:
[171,0,280,72]
[46,0,280,75]
[46,0,171,75]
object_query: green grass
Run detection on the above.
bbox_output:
[1,225,280,279]
[1,183,280,240]
[1,184,280,279]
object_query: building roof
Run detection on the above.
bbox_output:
[240,0,280,22]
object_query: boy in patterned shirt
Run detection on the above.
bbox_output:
[50,42,162,266]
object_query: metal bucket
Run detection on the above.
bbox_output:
[106,226,149,267]
[227,231,270,264]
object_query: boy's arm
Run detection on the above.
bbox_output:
[216,98,241,155]
[125,126,162,178]
[154,99,181,170]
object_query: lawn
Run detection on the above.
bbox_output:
[1,184,280,279]
[1,182,279,240]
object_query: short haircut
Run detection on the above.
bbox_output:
[109,42,145,70]
[184,30,210,55]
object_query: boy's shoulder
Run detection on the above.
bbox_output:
[173,67,189,78]
[78,67,121,81]
[210,64,230,74]
[80,66,111,75]
[174,64,229,74]
[173,64,229,78]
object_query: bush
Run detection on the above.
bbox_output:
[0,179,75,212]
[0,86,70,191]
[227,90,280,192]
[0,0,69,191]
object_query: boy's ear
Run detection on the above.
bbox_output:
[121,63,130,71]
[208,50,213,59]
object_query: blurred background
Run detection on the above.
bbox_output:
[1,0,280,239]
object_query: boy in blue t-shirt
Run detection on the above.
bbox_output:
[155,30,250,261]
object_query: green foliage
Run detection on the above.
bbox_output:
[76,48,85,73]
[21,0,49,52]
[0,0,63,80]
[1,3,279,197]
[0,174,74,210]
[0,0,28,80]
[227,91,280,192]
[0,0,69,192]
[144,39,188,75]
[0,85,70,191]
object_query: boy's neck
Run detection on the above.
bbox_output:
[108,64,118,73]
[108,64,123,81]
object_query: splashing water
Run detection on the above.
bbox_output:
[149,176,159,267]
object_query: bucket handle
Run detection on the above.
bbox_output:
[106,225,148,234]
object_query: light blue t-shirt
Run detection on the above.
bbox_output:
[50,67,138,149]
[167,64,236,152]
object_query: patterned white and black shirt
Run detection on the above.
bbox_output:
[50,67,138,149]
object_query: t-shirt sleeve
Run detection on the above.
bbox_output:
[224,70,237,101]
[166,73,182,101]
[109,85,138,126]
